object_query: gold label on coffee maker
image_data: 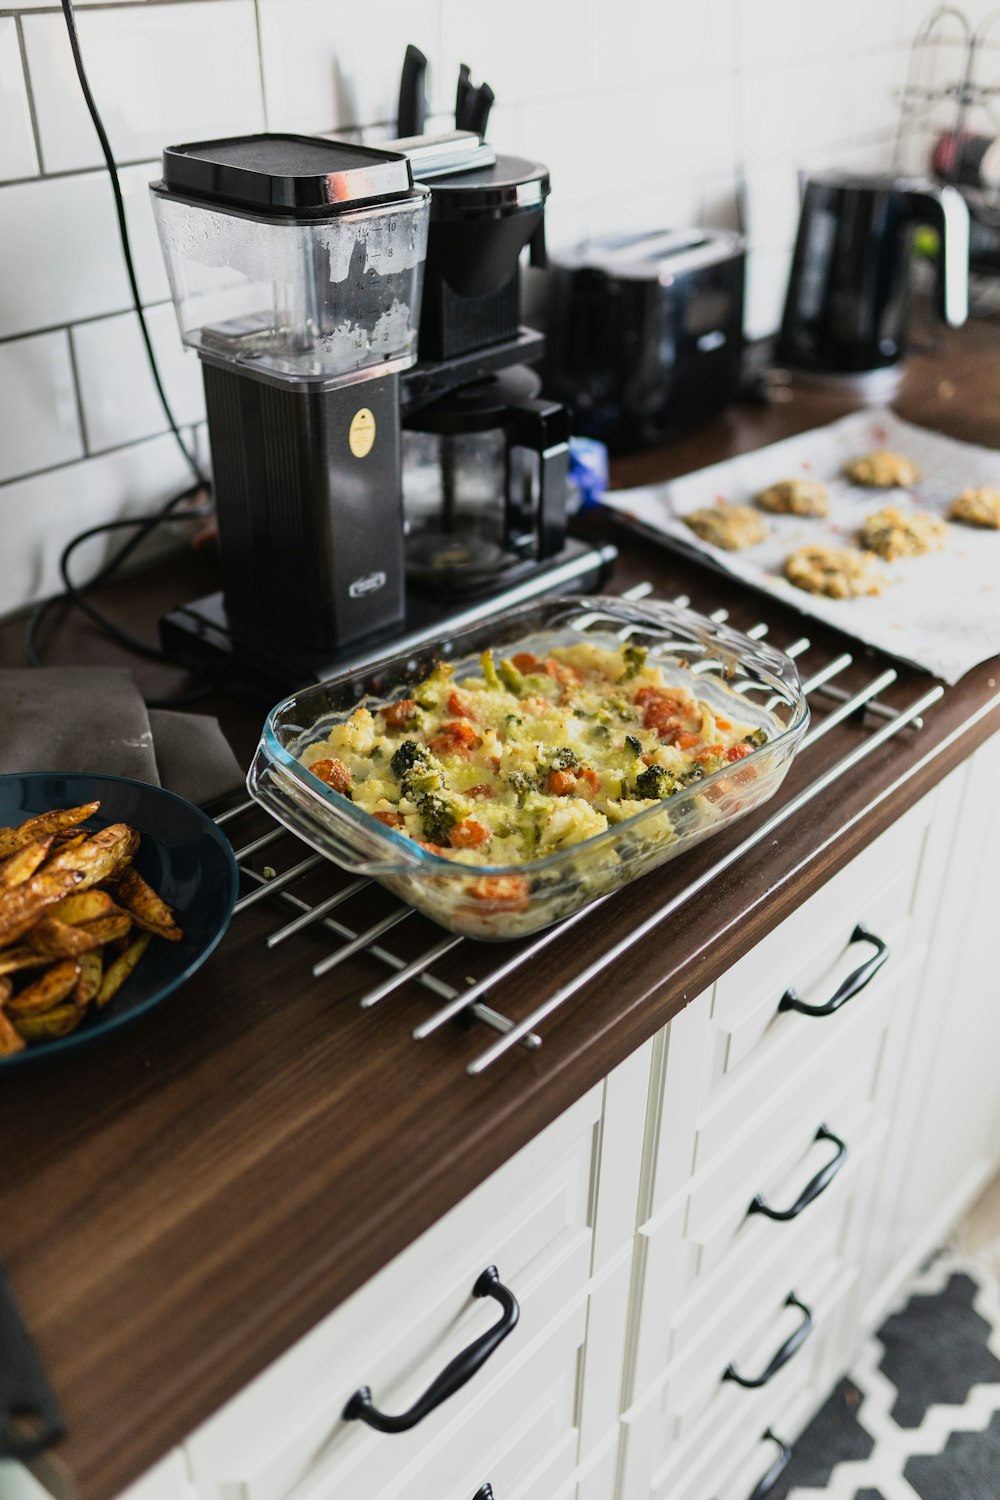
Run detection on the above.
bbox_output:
[349,407,376,459]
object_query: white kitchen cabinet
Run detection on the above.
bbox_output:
[858,731,1000,1335]
[80,734,999,1500]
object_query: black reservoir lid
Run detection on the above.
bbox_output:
[159,133,419,217]
[425,154,550,221]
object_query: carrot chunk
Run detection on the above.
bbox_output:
[309,758,352,793]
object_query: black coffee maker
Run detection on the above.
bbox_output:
[398,133,576,596]
[152,130,612,691]
[777,171,970,389]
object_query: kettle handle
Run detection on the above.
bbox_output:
[906,183,970,329]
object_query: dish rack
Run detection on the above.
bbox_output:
[216,583,946,1076]
[893,6,1000,254]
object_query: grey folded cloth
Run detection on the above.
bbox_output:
[0,667,244,806]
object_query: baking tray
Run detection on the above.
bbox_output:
[599,409,1000,684]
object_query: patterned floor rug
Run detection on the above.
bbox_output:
[769,1251,1000,1500]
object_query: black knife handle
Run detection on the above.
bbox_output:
[0,1261,64,1461]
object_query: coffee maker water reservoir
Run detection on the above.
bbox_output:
[151,135,430,654]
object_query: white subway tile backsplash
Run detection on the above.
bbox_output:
[441,0,588,108]
[21,3,263,175]
[0,331,83,483]
[738,59,852,166]
[588,0,737,90]
[259,0,441,134]
[0,19,39,181]
[71,304,205,454]
[4,1,151,9]
[0,429,199,620]
[0,172,132,338]
[848,48,910,143]
[585,177,703,243]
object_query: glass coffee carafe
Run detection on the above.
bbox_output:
[402,365,569,595]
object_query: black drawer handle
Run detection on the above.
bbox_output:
[711,1430,792,1500]
[778,924,889,1017]
[746,1430,792,1499]
[473,1488,495,1500]
[722,1293,813,1389]
[343,1267,519,1434]
[748,1124,848,1222]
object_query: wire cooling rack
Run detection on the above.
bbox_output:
[216,583,946,1075]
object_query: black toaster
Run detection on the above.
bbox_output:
[539,227,745,453]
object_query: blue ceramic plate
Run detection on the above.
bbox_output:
[0,773,238,1067]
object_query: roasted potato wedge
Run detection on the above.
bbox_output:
[0,946,52,977]
[49,890,120,925]
[5,958,82,1017]
[0,804,184,1054]
[114,867,182,941]
[45,823,139,892]
[74,950,103,1009]
[0,836,55,891]
[0,802,100,860]
[0,867,86,946]
[12,1003,82,1043]
[27,913,129,957]
[0,1005,25,1056]
[97,933,151,1008]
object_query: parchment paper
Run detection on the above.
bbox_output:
[599,410,1000,684]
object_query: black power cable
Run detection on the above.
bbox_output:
[26,1,220,706]
[59,0,206,487]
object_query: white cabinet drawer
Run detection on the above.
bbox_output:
[621,1253,856,1500]
[631,1075,881,1400]
[628,946,915,1401]
[301,1294,586,1500]
[185,1089,602,1500]
[693,907,909,1173]
[644,800,932,1219]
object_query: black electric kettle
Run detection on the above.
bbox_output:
[777,172,969,378]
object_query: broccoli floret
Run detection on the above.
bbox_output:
[624,734,643,757]
[504,770,534,802]
[417,791,459,846]
[743,728,768,749]
[620,643,648,681]
[587,722,611,744]
[680,762,705,786]
[549,747,580,772]
[390,739,430,780]
[413,661,454,710]
[634,764,677,800]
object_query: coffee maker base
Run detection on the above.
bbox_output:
[159,538,618,696]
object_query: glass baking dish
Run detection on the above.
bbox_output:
[247,597,809,940]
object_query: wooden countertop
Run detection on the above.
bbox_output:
[1,323,998,1500]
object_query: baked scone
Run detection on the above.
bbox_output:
[683,504,768,551]
[844,451,921,488]
[785,545,886,599]
[858,506,947,561]
[756,478,830,517]
[948,486,1000,529]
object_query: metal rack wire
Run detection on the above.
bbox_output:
[217,584,946,1075]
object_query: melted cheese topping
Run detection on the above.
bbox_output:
[300,642,765,869]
